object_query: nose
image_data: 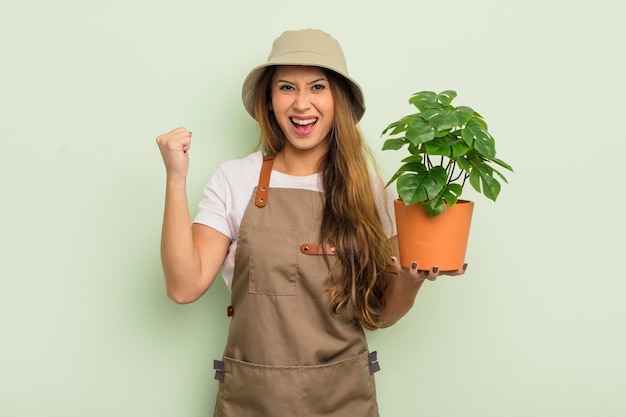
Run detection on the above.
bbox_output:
[293,91,311,112]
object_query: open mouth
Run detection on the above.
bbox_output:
[290,117,318,135]
[290,117,318,127]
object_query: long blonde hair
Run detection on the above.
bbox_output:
[254,66,395,330]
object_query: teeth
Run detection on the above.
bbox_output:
[291,117,317,126]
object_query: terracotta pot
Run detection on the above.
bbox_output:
[393,199,474,271]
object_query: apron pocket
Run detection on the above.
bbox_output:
[301,351,377,417]
[217,353,378,417]
[248,226,298,296]
[219,356,302,417]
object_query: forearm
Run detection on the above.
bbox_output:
[160,178,202,302]
[379,271,426,328]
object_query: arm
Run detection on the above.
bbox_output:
[157,127,230,304]
[379,236,467,328]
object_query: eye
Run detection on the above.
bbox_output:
[278,84,294,91]
[311,83,327,91]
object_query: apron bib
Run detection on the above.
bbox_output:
[213,157,380,417]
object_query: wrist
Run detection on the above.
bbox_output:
[165,175,187,189]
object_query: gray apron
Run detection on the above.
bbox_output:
[213,156,380,417]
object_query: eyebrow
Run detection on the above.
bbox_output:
[275,78,328,85]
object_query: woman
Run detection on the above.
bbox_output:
[156,29,466,417]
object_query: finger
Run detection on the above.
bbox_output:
[426,265,439,281]
[181,130,192,153]
[157,127,192,142]
[390,256,403,272]
[171,126,190,135]
[456,263,468,275]
[183,136,191,153]
[444,263,468,276]
[162,136,191,152]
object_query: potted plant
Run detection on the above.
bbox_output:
[381,90,513,270]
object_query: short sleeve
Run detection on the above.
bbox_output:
[193,166,233,240]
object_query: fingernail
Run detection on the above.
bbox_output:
[433,266,439,273]
[462,263,468,271]
[411,262,418,270]
[391,256,396,262]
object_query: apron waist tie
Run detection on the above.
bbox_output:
[368,351,381,375]
[213,360,225,382]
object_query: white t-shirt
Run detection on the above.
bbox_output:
[193,151,397,289]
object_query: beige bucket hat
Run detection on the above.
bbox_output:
[241,29,365,121]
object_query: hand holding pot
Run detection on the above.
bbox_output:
[390,256,468,282]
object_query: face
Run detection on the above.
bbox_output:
[270,66,335,154]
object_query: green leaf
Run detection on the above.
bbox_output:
[396,166,447,205]
[493,168,509,184]
[405,113,427,124]
[386,161,427,188]
[421,108,452,132]
[421,183,463,216]
[389,124,407,136]
[382,138,408,151]
[468,163,501,201]
[437,108,468,131]
[434,128,451,138]
[400,154,423,164]
[382,119,404,136]
[471,113,488,129]
[407,143,421,155]
[436,90,457,106]
[449,106,474,126]
[405,124,435,146]
[492,157,514,172]
[423,134,470,158]
[398,161,427,173]
[445,183,463,204]
[456,154,471,172]
[463,119,496,158]
[409,91,437,112]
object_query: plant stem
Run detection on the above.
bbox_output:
[450,161,465,182]
[446,159,454,183]
[461,173,469,187]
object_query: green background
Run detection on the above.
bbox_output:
[2,0,624,416]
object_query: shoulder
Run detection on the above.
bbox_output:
[217,151,263,175]
[212,151,263,188]
[201,151,263,202]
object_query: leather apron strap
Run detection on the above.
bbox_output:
[254,156,274,207]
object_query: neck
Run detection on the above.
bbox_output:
[273,147,325,176]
